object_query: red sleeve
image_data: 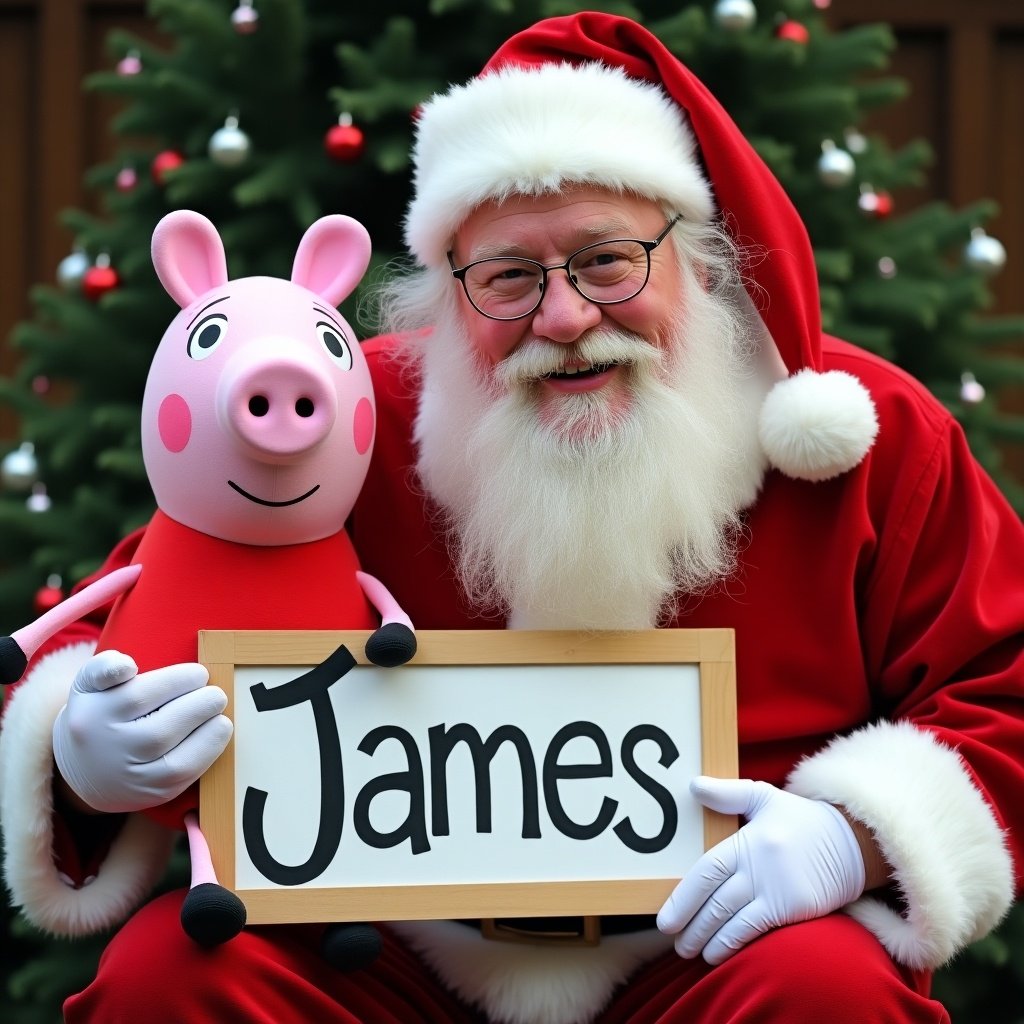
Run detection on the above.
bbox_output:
[867,414,1024,872]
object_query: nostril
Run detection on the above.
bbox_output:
[249,395,270,417]
[295,397,315,418]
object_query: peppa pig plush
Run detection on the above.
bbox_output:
[0,209,415,967]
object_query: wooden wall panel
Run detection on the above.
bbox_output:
[991,32,1024,316]
[0,10,34,439]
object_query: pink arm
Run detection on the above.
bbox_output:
[355,571,413,629]
[11,564,142,664]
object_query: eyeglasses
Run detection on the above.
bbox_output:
[447,214,682,321]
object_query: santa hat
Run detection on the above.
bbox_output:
[405,12,877,482]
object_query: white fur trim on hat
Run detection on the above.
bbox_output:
[787,719,1014,970]
[406,61,715,267]
[758,368,878,482]
[0,641,175,936]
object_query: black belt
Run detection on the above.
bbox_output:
[454,915,657,947]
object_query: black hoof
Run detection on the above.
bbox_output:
[180,883,247,947]
[365,622,416,667]
[321,922,383,972]
[0,637,27,685]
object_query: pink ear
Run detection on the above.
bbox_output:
[151,211,230,308]
[291,215,371,307]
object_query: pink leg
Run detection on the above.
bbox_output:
[184,810,218,888]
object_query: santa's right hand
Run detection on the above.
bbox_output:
[53,649,232,814]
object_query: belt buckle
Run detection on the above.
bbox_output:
[480,915,601,947]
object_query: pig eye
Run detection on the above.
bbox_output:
[317,322,353,370]
[187,314,228,360]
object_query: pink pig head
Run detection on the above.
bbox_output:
[143,210,375,546]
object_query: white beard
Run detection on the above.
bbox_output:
[411,273,767,630]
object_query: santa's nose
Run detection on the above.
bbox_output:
[530,271,603,344]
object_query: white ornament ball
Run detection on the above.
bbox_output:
[844,128,868,155]
[964,229,1007,277]
[26,482,51,513]
[57,249,90,291]
[209,119,251,167]
[960,372,986,404]
[231,2,259,33]
[817,145,855,187]
[714,0,757,32]
[1,442,39,491]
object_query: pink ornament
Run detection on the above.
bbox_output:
[117,52,142,76]
[116,166,138,192]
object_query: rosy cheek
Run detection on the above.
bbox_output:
[353,396,374,455]
[158,394,192,453]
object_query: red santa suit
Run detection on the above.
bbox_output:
[1,11,1021,1024]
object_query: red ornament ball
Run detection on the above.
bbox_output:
[776,20,810,44]
[325,123,365,163]
[34,582,65,615]
[873,191,894,218]
[151,150,185,185]
[858,189,894,219]
[82,264,120,301]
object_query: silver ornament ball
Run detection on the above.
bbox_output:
[209,120,252,168]
[57,249,90,291]
[231,2,259,33]
[844,128,868,155]
[26,483,51,513]
[817,146,856,187]
[714,0,757,32]
[964,230,1007,277]
[1,442,39,491]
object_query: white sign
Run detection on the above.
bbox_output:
[200,629,737,925]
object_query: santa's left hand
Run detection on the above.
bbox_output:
[656,777,866,965]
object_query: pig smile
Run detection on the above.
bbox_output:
[228,481,321,507]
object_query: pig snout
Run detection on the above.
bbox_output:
[217,344,337,462]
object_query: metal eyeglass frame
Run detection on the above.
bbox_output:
[447,214,682,321]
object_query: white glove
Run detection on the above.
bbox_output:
[53,649,233,814]
[657,777,865,965]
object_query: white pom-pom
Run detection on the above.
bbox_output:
[759,369,878,482]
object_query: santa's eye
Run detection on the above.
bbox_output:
[187,314,228,359]
[317,321,352,370]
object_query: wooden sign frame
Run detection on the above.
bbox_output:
[200,628,737,925]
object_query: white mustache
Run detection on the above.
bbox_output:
[493,331,664,388]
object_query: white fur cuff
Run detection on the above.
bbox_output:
[0,642,175,936]
[787,719,1013,969]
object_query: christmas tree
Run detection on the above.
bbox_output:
[2,0,1021,1020]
